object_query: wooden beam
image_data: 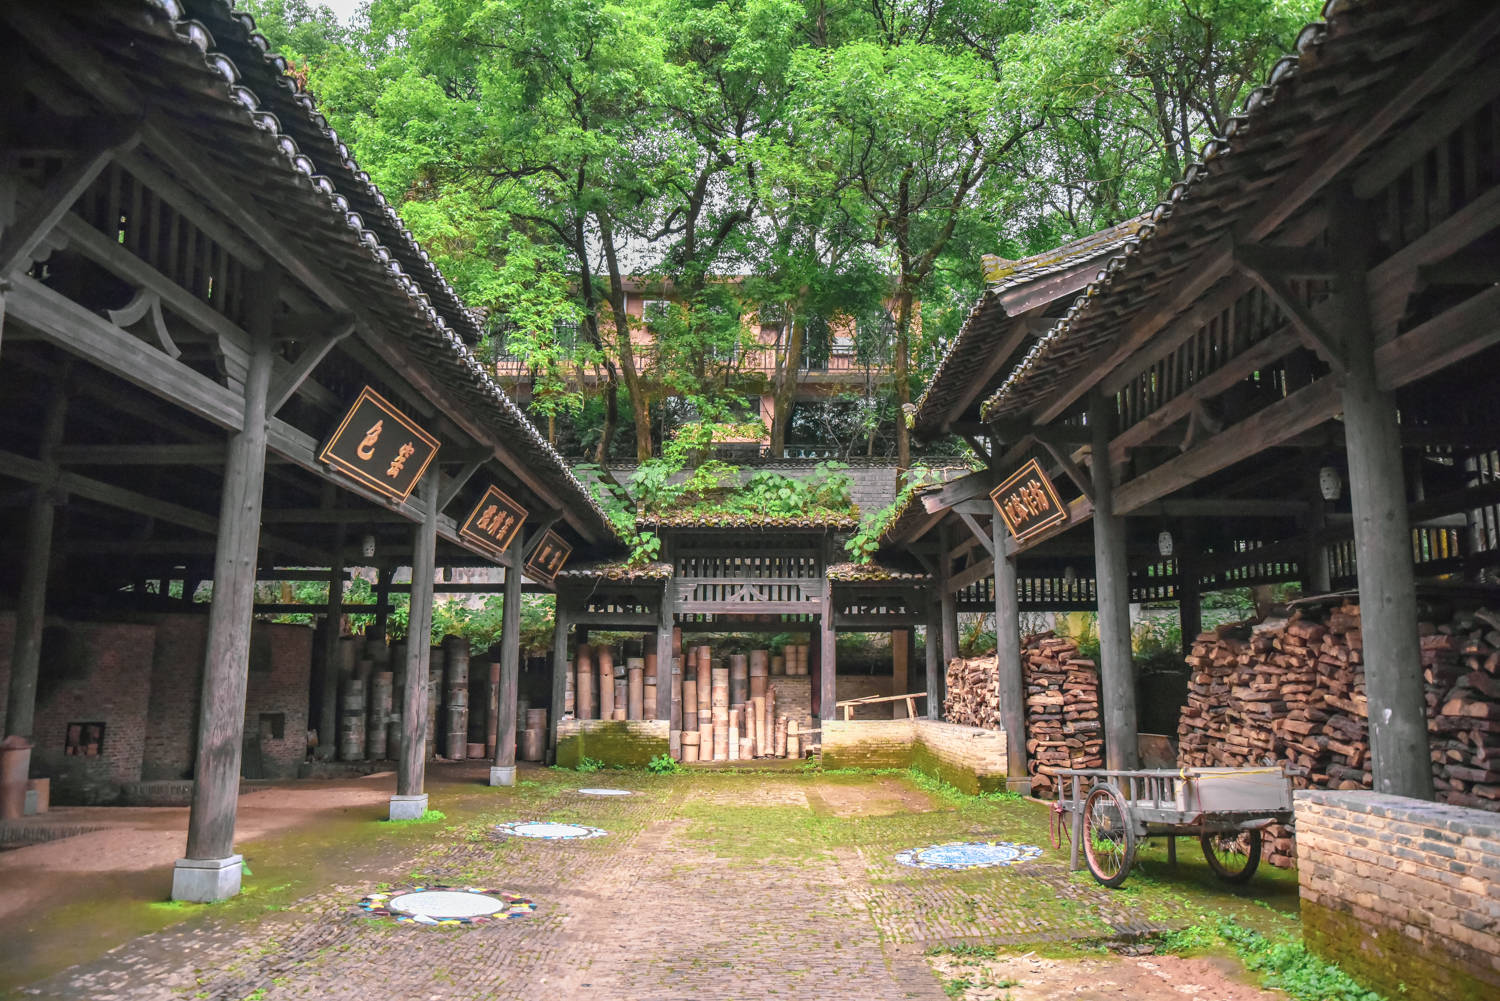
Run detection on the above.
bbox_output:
[1375,283,1500,391]
[942,320,1035,429]
[1112,378,1343,515]
[437,460,484,511]
[949,554,995,593]
[0,123,139,276]
[1098,274,1258,396]
[261,508,410,525]
[955,509,995,557]
[52,443,226,466]
[266,317,354,415]
[1005,494,1093,557]
[921,468,995,513]
[1040,439,1093,502]
[1234,251,1344,370]
[988,419,1092,446]
[1131,498,1308,518]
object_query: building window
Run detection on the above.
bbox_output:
[65,722,105,756]
[641,299,672,329]
[552,319,579,351]
[260,712,286,740]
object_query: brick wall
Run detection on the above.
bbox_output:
[142,614,207,780]
[244,623,314,779]
[822,719,1011,794]
[556,719,670,768]
[30,622,157,804]
[1295,790,1500,1001]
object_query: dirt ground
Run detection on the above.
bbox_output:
[930,950,1287,1000]
[0,765,1303,1000]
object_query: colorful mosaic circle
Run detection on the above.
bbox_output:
[357,885,535,925]
[577,788,632,796]
[493,820,608,840]
[895,841,1044,870]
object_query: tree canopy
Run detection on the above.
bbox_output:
[248,0,1321,464]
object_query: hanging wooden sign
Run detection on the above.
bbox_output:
[524,528,572,584]
[990,457,1067,542]
[459,484,528,559]
[319,386,440,502]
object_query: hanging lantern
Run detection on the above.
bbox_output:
[1319,466,1343,501]
[361,534,377,559]
[1157,530,1174,558]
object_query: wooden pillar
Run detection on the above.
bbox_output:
[392,480,439,818]
[655,584,675,721]
[1090,390,1140,771]
[547,595,571,763]
[1303,465,1333,594]
[373,565,394,636]
[1333,191,1432,801]
[924,597,942,720]
[891,629,909,718]
[938,523,959,666]
[490,527,524,786]
[1175,524,1201,660]
[818,588,836,725]
[173,281,276,902]
[4,377,68,748]
[992,520,1029,784]
[315,526,345,762]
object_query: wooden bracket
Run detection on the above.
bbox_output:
[1040,439,1093,503]
[1234,245,1346,371]
[107,288,180,359]
[436,459,484,510]
[267,317,354,415]
[955,509,995,557]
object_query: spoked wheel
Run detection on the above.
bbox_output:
[1082,784,1136,888]
[1049,801,1072,852]
[1200,828,1262,883]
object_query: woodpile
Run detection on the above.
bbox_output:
[1178,600,1500,868]
[667,635,804,762]
[943,632,1103,795]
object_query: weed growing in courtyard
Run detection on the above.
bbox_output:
[1156,919,1388,1001]
[926,943,998,960]
[574,756,605,773]
[383,809,446,825]
[647,753,683,774]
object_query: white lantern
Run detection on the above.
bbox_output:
[361,534,377,559]
[1157,530,1174,558]
[1319,466,1343,501]
[1063,565,1076,584]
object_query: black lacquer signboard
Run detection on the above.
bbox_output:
[990,457,1068,542]
[459,484,528,559]
[524,528,572,584]
[319,386,440,502]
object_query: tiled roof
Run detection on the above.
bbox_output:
[911,219,1145,438]
[83,0,618,543]
[982,0,1472,422]
[556,562,674,582]
[826,562,931,582]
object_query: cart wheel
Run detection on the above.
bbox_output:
[1049,801,1071,852]
[1082,784,1136,888]
[1200,829,1262,883]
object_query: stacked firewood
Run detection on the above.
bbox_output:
[944,632,1103,795]
[1178,601,1500,867]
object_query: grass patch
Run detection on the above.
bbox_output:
[1157,919,1387,1001]
[383,809,447,825]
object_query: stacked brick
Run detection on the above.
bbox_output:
[943,632,1103,796]
[1178,600,1500,868]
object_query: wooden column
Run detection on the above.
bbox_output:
[174,281,276,902]
[1090,391,1140,771]
[1303,466,1332,594]
[1333,190,1432,801]
[655,584,675,721]
[392,480,439,817]
[891,629,909,718]
[315,524,345,762]
[547,594,571,763]
[924,597,942,720]
[809,624,822,719]
[818,586,836,725]
[1175,524,1201,660]
[4,377,68,746]
[373,565,394,636]
[938,522,959,667]
[490,527,524,786]
[992,519,1029,783]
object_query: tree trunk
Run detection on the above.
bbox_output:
[596,211,654,462]
[768,296,807,457]
[893,284,914,471]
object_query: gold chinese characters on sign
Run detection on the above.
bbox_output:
[460,485,528,559]
[523,528,572,584]
[990,457,1067,542]
[319,386,440,502]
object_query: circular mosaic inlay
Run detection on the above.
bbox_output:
[357,885,535,925]
[577,788,632,796]
[895,840,1044,870]
[493,820,608,840]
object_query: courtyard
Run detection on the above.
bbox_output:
[3,765,1299,1000]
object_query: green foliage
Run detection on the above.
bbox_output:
[647,753,683,775]
[846,465,947,562]
[574,757,606,774]
[384,809,447,826]
[1158,920,1388,1001]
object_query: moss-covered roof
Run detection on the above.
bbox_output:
[555,561,674,582]
[826,562,931,582]
[636,511,860,530]
[979,217,1147,292]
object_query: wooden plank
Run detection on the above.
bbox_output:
[1112,378,1344,515]
[949,554,995,593]
[921,468,995,513]
[940,320,1035,430]
[1374,282,1500,390]
[52,443,226,466]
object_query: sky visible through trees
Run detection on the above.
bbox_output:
[247,0,1320,463]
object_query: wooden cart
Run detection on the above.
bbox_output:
[1050,767,1293,887]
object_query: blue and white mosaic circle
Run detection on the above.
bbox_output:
[895,840,1044,870]
[577,788,632,796]
[493,820,608,840]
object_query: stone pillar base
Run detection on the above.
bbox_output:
[388,793,429,820]
[1006,776,1034,795]
[489,765,516,787]
[172,854,243,902]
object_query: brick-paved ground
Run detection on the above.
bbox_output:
[5,765,1300,1000]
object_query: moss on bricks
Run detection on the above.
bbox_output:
[1303,898,1498,1001]
[557,722,668,769]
